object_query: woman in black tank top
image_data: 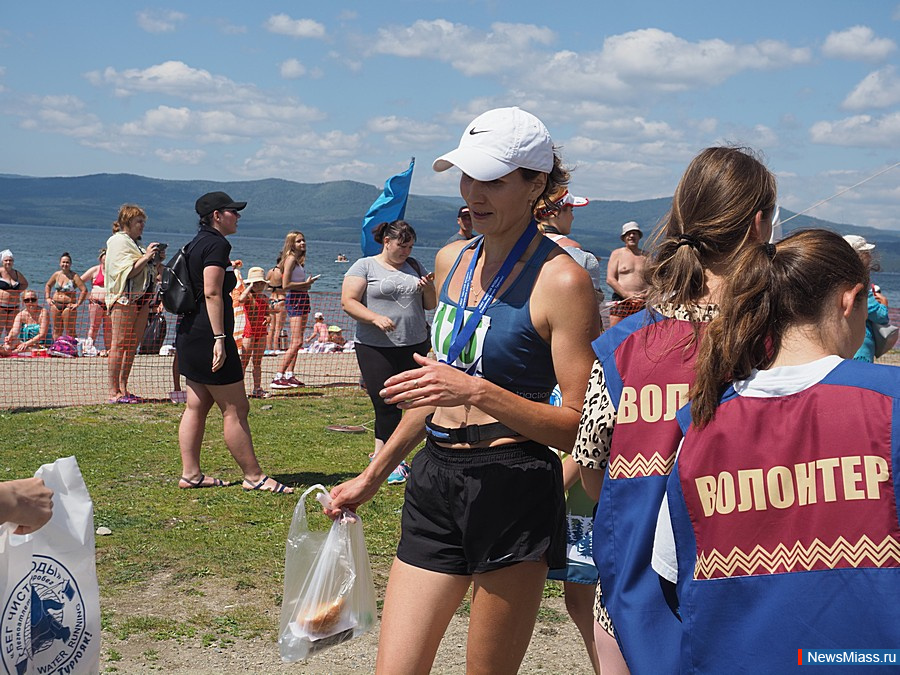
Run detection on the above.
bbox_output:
[325,107,601,674]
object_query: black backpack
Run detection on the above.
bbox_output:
[160,242,200,314]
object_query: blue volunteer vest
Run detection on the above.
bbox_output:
[592,309,701,674]
[669,359,900,673]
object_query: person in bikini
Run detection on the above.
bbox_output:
[0,249,27,339]
[81,248,110,356]
[606,222,648,326]
[44,252,87,340]
[265,256,287,356]
[5,291,50,352]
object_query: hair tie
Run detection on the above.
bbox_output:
[764,242,776,260]
[676,233,701,249]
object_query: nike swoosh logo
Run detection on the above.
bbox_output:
[469,128,491,135]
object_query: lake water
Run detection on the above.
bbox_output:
[0,223,441,296]
[3,222,900,311]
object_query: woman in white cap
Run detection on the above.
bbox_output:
[535,188,605,314]
[306,310,329,349]
[842,234,889,363]
[327,107,600,673]
[0,249,27,339]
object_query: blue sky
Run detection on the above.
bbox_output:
[1,2,899,228]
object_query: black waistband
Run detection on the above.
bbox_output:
[425,413,521,445]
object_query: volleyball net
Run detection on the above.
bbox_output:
[3,282,896,411]
[0,289,364,410]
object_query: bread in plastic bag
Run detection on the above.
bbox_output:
[278,484,376,662]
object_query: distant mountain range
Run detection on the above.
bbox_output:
[3,172,900,270]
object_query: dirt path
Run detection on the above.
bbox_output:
[101,576,595,674]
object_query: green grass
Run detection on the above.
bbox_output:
[0,394,570,654]
[0,394,409,646]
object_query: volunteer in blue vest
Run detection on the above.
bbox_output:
[652,229,900,672]
[572,146,778,674]
[326,107,600,674]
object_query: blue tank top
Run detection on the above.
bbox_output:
[431,235,557,401]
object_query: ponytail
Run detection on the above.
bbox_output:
[691,229,868,427]
[645,146,776,320]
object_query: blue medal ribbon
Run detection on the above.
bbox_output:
[443,219,538,366]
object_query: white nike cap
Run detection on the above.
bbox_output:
[433,107,554,181]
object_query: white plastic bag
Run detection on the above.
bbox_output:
[0,456,101,674]
[278,484,376,662]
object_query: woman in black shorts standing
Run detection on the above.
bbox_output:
[175,192,291,494]
[327,107,600,673]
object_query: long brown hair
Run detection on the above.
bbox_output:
[690,229,868,427]
[278,230,306,270]
[646,147,777,314]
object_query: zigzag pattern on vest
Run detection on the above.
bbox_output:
[609,451,676,479]
[695,535,900,579]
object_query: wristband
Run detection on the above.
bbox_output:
[213,334,227,340]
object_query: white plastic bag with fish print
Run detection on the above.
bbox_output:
[278,484,376,662]
[0,457,101,674]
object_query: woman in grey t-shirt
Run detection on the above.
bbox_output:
[342,220,436,477]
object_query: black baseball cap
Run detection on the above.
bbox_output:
[195,191,247,218]
[458,206,471,217]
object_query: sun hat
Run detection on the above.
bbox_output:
[433,107,554,182]
[842,234,875,252]
[553,189,588,208]
[314,311,324,319]
[195,191,247,218]
[245,266,266,284]
[327,325,342,333]
[621,222,643,239]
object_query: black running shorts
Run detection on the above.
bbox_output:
[397,437,567,575]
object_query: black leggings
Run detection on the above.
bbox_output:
[355,340,430,442]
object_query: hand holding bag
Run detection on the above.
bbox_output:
[0,457,101,674]
[278,485,376,662]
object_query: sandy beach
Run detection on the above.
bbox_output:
[1,350,362,409]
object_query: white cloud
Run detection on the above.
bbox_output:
[373,20,555,77]
[843,66,900,110]
[580,115,682,142]
[239,131,364,178]
[17,95,104,140]
[535,30,811,99]
[822,26,896,62]
[119,102,324,143]
[279,59,306,79]
[137,9,186,34]
[154,148,206,164]
[372,23,810,102]
[810,112,900,147]
[85,61,247,102]
[366,116,446,147]
[264,14,326,39]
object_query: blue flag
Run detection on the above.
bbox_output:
[361,158,415,257]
